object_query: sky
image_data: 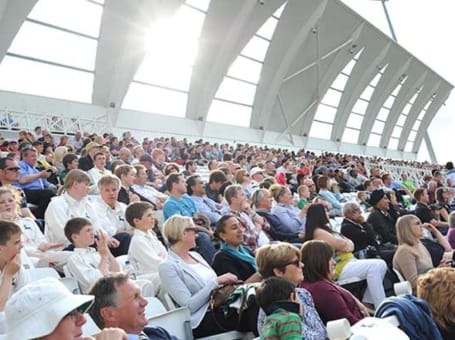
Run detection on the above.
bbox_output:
[340,0,455,164]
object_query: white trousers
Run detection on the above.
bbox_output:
[338,258,387,307]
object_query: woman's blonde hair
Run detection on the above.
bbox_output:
[417,268,455,330]
[162,215,194,246]
[269,184,287,203]
[395,214,420,246]
[256,242,301,279]
[54,146,69,164]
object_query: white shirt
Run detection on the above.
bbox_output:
[67,247,102,293]
[90,196,131,236]
[128,229,167,276]
[16,217,46,256]
[44,193,102,245]
[87,168,112,194]
[131,184,166,205]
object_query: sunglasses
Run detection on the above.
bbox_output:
[285,259,301,267]
[184,227,198,233]
[5,167,20,172]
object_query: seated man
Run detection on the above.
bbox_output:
[251,188,304,243]
[4,277,127,339]
[163,173,216,263]
[125,202,167,293]
[115,164,140,205]
[0,157,35,219]
[187,174,225,225]
[91,175,132,256]
[0,220,29,313]
[88,273,177,339]
[87,152,111,194]
[17,147,56,218]
[205,170,227,203]
[132,164,167,209]
[224,184,270,253]
[65,217,120,293]
[366,189,399,245]
[342,202,396,269]
[414,188,449,235]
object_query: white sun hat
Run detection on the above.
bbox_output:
[5,277,94,339]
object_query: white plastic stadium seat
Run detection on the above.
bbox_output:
[148,307,193,340]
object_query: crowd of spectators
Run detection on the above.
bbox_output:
[0,127,455,338]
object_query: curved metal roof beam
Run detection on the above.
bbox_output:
[92,0,182,125]
[0,0,37,64]
[379,68,436,149]
[357,54,412,145]
[412,83,452,153]
[250,0,328,129]
[300,23,365,137]
[331,31,391,141]
[186,0,285,122]
[396,76,440,151]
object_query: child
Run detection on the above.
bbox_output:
[125,202,167,295]
[65,217,120,293]
[297,185,310,209]
[357,191,372,212]
[0,187,68,268]
[0,220,29,313]
[255,277,302,340]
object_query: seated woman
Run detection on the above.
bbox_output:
[417,268,455,340]
[269,184,306,234]
[317,176,343,216]
[434,187,452,222]
[255,242,327,339]
[0,187,69,267]
[300,240,369,325]
[158,215,250,338]
[212,214,261,283]
[304,204,387,309]
[393,215,452,292]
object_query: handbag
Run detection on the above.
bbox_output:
[209,282,242,310]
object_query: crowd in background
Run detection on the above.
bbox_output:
[0,126,455,339]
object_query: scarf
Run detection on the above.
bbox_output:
[220,243,257,271]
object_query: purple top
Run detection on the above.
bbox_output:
[300,279,364,325]
[447,228,455,249]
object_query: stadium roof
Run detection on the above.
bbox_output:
[0,0,451,161]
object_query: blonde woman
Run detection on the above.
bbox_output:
[0,187,68,266]
[393,214,452,291]
[158,215,240,338]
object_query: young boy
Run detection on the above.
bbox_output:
[256,277,302,340]
[65,217,120,293]
[0,220,29,312]
[125,202,167,295]
[297,185,310,209]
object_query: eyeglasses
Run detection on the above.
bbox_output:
[4,167,20,172]
[285,259,301,267]
[65,306,85,321]
[184,227,198,233]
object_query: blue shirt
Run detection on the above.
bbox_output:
[163,194,197,220]
[271,203,305,233]
[188,195,223,224]
[18,160,49,190]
